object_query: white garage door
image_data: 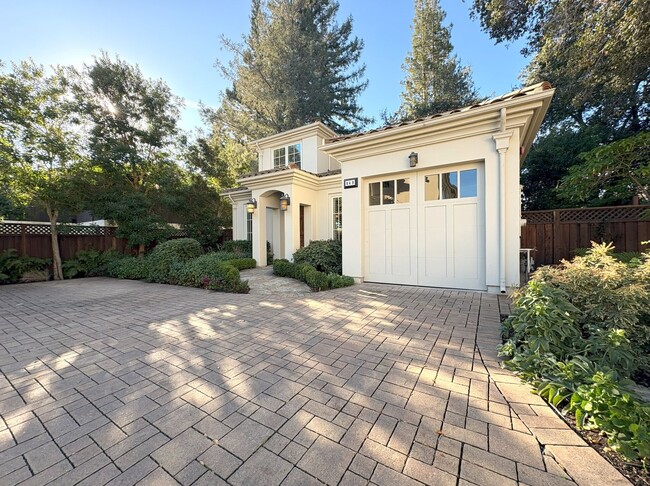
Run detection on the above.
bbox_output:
[365,164,485,290]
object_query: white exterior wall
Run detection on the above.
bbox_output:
[258,134,320,172]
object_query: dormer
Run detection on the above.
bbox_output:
[249,122,340,174]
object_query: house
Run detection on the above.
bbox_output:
[225,82,554,293]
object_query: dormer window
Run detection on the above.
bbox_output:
[273,143,301,169]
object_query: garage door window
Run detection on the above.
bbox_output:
[425,169,477,200]
[369,178,410,206]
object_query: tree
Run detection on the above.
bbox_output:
[77,53,183,254]
[0,60,86,279]
[557,132,650,206]
[470,0,650,134]
[521,126,609,210]
[399,0,478,120]
[216,0,369,140]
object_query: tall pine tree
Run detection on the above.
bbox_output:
[215,0,369,140]
[399,0,478,120]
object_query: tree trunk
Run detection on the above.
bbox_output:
[46,207,64,280]
[138,243,145,257]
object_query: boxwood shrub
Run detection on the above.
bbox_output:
[147,238,204,283]
[175,253,250,293]
[272,258,354,292]
[293,239,342,275]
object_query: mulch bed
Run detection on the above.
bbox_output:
[559,413,649,486]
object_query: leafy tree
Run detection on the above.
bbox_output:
[0,60,85,279]
[557,132,650,206]
[399,0,478,120]
[470,0,650,134]
[216,0,369,139]
[77,53,183,254]
[521,126,609,210]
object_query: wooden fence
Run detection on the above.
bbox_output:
[0,222,234,260]
[0,222,131,260]
[521,205,650,265]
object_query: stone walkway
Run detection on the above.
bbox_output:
[0,278,629,485]
[239,266,311,296]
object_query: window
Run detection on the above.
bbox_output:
[246,212,252,242]
[369,178,411,206]
[424,168,478,200]
[273,143,301,168]
[332,196,342,241]
[273,147,286,168]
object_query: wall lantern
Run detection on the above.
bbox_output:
[408,152,418,167]
[246,198,257,214]
[279,193,291,211]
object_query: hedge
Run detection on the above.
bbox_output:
[147,238,204,283]
[293,239,342,275]
[273,259,354,291]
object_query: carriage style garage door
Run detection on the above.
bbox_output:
[365,163,486,290]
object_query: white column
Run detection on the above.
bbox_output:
[493,131,514,293]
[253,196,267,267]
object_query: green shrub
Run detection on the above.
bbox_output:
[0,249,50,284]
[220,240,252,257]
[535,243,650,373]
[293,239,342,275]
[273,258,353,291]
[273,259,292,277]
[502,242,650,465]
[147,238,203,283]
[106,256,150,280]
[62,249,124,278]
[176,253,249,293]
[327,273,355,289]
[225,258,257,270]
[305,268,329,291]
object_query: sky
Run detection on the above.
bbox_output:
[1,0,529,133]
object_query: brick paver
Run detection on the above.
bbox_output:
[0,278,628,485]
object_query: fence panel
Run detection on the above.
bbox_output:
[0,222,235,260]
[521,206,649,265]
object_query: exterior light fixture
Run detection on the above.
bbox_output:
[408,152,418,168]
[246,198,257,214]
[279,193,290,211]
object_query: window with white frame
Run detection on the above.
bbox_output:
[246,212,252,241]
[273,143,301,168]
[332,196,342,241]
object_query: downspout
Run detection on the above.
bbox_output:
[493,109,512,294]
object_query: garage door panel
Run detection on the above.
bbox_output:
[453,203,479,280]
[391,208,412,276]
[423,205,447,281]
[367,211,386,275]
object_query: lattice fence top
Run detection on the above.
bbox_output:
[522,211,554,224]
[523,205,649,224]
[0,222,116,236]
[559,206,647,223]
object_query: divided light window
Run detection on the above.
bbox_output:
[332,196,342,241]
[273,143,301,169]
[368,178,410,206]
[246,213,253,241]
[424,168,477,201]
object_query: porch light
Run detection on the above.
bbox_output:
[279,193,290,211]
[408,152,418,167]
[246,198,257,213]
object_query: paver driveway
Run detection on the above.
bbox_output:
[0,278,622,485]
